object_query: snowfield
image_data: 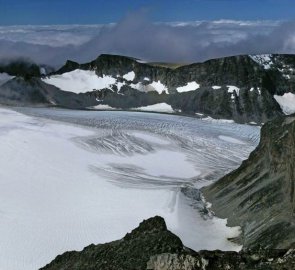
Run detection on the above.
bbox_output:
[0,107,260,270]
[148,80,169,94]
[176,81,200,93]
[42,69,117,93]
[43,70,170,95]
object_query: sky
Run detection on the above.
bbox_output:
[0,0,295,66]
[0,0,295,25]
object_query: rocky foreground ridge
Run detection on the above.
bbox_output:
[41,216,295,270]
[1,54,295,123]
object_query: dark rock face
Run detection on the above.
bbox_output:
[202,115,295,249]
[41,216,295,270]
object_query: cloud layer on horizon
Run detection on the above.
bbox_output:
[0,14,294,68]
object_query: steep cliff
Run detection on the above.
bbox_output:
[203,115,295,249]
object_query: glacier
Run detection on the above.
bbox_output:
[0,107,260,270]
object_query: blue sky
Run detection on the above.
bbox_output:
[0,0,295,25]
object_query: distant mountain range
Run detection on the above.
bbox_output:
[1,54,295,123]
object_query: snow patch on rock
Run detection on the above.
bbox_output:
[227,86,240,96]
[136,59,147,64]
[116,82,125,92]
[132,103,174,113]
[249,54,273,69]
[227,85,240,100]
[123,71,135,81]
[203,116,235,124]
[42,69,116,93]
[274,92,295,115]
[91,104,117,110]
[130,82,144,91]
[176,82,200,93]
[149,81,169,94]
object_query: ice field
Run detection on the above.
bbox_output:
[0,107,260,269]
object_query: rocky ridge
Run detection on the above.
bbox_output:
[41,216,295,270]
[0,77,97,108]
[202,114,295,249]
[50,54,295,123]
[1,54,295,123]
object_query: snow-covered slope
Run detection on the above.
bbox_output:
[0,107,259,270]
[43,69,170,95]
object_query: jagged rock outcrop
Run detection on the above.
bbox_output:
[0,60,41,78]
[40,216,184,270]
[202,115,295,249]
[41,216,295,270]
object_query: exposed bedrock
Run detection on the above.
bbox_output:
[202,114,295,249]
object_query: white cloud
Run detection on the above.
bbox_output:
[0,13,294,68]
[0,24,108,47]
